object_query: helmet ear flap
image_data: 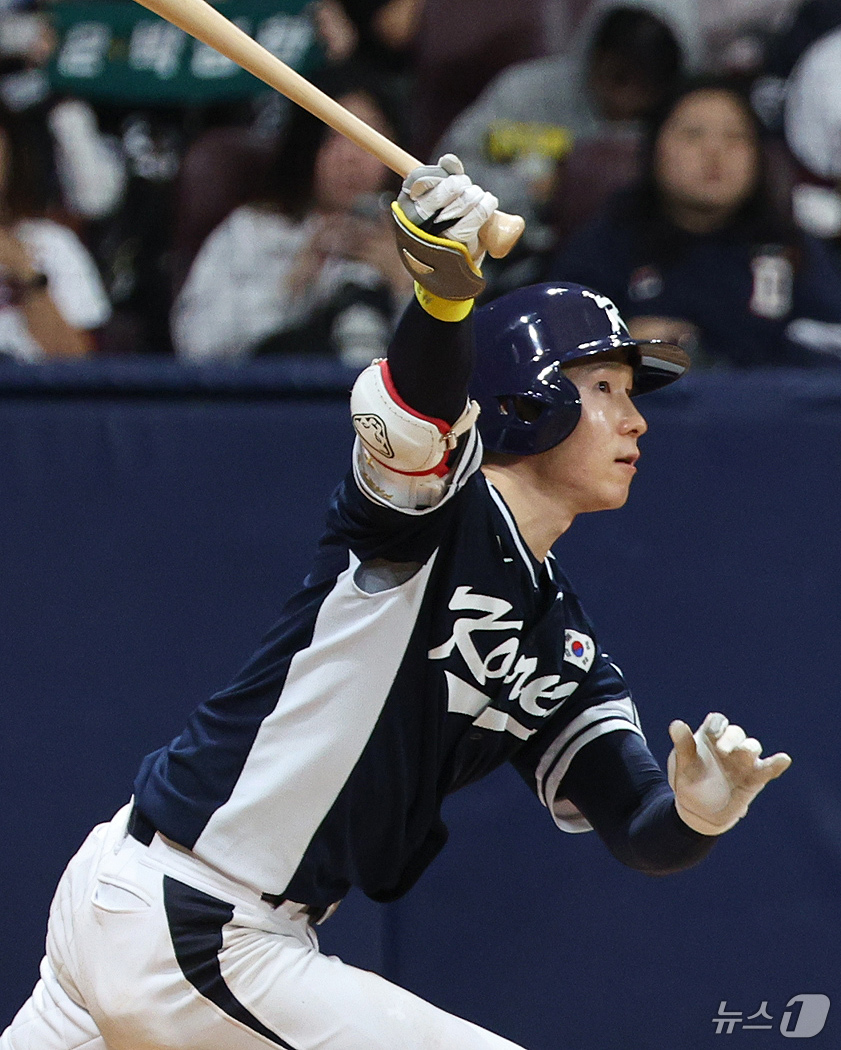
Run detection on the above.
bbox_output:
[499,395,544,424]
[534,372,582,450]
[487,373,582,455]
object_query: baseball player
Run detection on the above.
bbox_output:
[1,155,791,1050]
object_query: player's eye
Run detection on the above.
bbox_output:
[596,380,611,393]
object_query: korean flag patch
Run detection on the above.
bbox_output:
[564,630,595,672]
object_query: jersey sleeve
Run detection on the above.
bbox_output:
[559,729,715,874]
[318,461,485,575]
[511,647,645,833]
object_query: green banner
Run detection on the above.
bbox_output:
[46,0,325,105]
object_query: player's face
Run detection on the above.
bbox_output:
[541,357,647,514]
[313,91,392,213]
[654,88,759,228]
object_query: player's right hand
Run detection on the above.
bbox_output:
[397,154,498,266]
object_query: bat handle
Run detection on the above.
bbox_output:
[480,210,526,259]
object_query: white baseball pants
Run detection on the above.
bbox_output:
[1,806,527,1050]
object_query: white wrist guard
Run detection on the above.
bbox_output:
[351,359,480,476]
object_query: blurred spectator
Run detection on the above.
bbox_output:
[315,0,422,79]
[171,63,413,366]
[782,25,841,257]
[409,0,547,164]
[85,103,188,355]
[0,99,110,361]
[37,0,334,355]
[548,78,841,367]
[0,1,181,355]
[435,0,702,260]
[80,106,295,358]
[170,123,277,295]
[0,4,126,219]
[170,0,423,296]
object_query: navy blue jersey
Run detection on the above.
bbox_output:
[133,422,643,906]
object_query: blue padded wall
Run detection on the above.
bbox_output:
[0,361,838,1049]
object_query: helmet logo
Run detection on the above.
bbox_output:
[582,288,629,337]
[352,414,394,459]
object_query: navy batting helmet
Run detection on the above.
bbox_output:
[471,282,690,456]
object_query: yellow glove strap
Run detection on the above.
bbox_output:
[414,283,474,322]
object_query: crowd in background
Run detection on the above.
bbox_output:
[0,0,840,370]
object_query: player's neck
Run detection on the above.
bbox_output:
[481,463,576,562]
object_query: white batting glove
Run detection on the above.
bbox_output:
[667,712,792,835]
[398,154,498,266]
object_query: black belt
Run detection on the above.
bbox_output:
[127,805,338,924]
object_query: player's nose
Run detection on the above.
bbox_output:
[622,400,647,436]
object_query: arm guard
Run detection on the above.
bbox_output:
[351,358,480,476]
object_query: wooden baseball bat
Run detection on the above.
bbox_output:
[130,0,525,258]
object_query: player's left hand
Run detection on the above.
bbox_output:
[667,712,792,835]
